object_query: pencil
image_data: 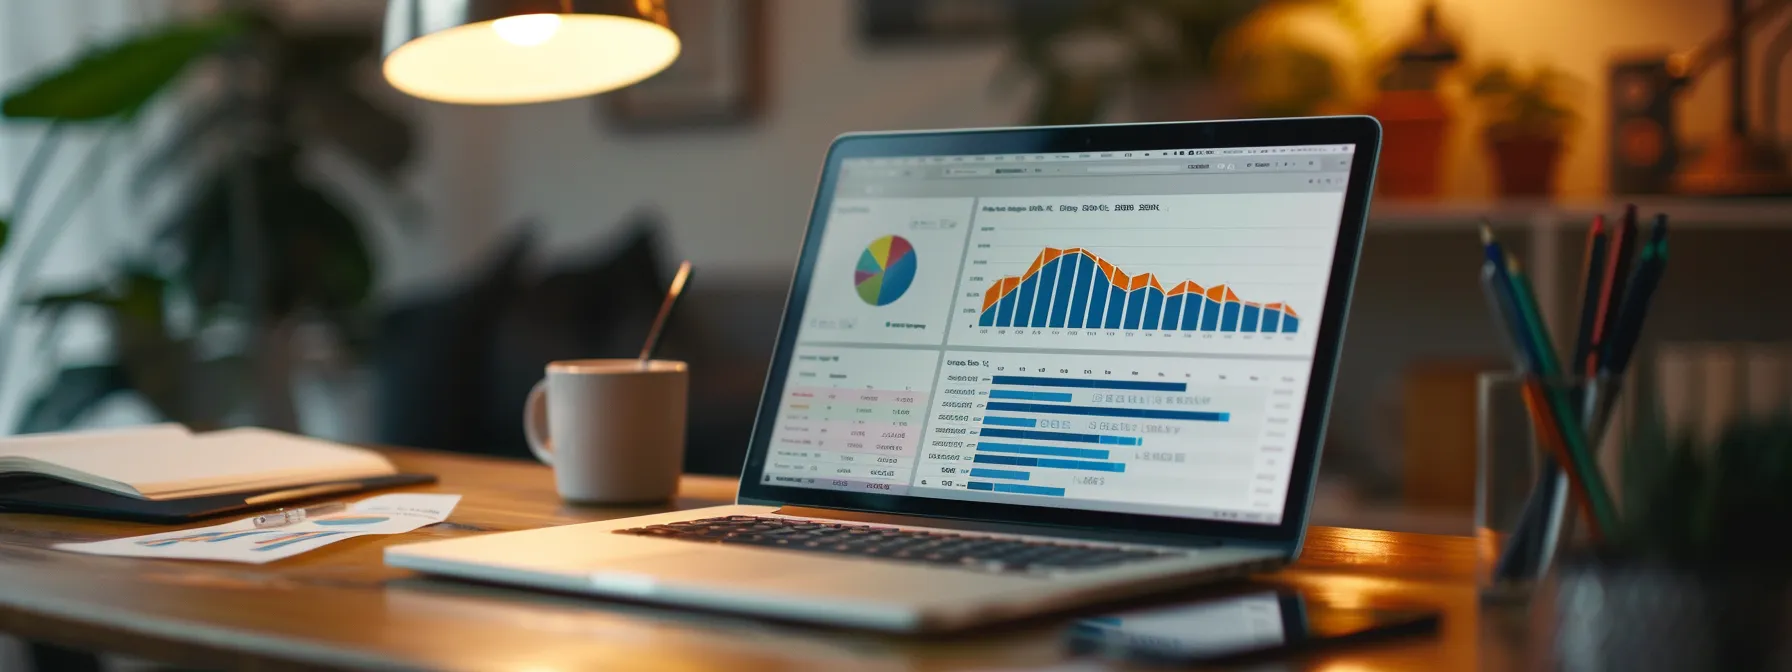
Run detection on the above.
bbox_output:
[1570,217,1608,376]
[1590,205,1639,369]
[1603,237,1667,377]
[1519,379,1604,542]
[1506,255,1621,536]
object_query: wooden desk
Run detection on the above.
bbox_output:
[0,449,1525,670]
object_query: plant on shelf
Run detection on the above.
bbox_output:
[1469,62,1580,197]
[0,6,415,432]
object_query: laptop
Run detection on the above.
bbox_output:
[386,117,1381,633]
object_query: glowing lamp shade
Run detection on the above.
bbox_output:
[382,0,680,105]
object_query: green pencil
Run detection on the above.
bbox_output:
[1504,254,1621,537]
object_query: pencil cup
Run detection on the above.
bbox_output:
[1476,373,1614,599]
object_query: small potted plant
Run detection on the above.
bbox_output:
[1471,63,1579,198]
[1553,416,1792,671]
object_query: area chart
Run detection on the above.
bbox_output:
[978,247,1300,333]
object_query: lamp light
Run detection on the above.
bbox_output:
[382,0,680,105]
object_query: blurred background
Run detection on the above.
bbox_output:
[1,0,1789,540]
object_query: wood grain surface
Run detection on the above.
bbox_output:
[0,448,1533,671]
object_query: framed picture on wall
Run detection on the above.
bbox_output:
[858,0,1091,46]
[604,0,767,130]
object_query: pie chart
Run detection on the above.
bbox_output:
[854,235,917,306]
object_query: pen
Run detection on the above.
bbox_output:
[252,502,347,529]
[1570,217,1608,376]
[1590,205,1638,369]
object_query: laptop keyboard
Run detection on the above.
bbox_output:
[613,515,1184,575]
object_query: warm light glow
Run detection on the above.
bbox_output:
[384,15,680,105]
[491,13,561,47]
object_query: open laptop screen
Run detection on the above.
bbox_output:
[754,143,1357,526]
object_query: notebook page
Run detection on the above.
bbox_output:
[1,427,394,500]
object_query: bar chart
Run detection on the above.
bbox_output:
[975,247,1301,334]
[912,351,1305,517]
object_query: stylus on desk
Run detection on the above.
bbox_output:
[252,502,346,528]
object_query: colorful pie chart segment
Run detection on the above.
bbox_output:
[854,235,917,306]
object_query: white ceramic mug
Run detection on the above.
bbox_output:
[523,359,688,503]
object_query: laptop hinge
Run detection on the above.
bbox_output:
[772,505,1268,552]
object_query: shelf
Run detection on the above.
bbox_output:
[1369,197,1792,231]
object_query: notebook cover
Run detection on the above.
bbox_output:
[0,473,437,524]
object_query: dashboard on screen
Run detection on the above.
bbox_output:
[752,144,1357,526]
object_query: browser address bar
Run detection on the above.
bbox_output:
[1082,164,1188,174]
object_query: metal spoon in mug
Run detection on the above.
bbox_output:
[638,260,693,369]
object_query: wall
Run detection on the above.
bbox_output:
[391,0,1759,282]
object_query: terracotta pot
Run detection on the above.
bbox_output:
[1368,91,1451,199]
[1488,133,1564,198]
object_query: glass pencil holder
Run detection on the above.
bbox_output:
[1476,372,1617,601]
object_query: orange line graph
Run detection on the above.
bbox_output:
[980,247,1299,318]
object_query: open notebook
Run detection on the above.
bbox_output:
[0,425,397,501]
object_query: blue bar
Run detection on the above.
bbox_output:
[990,375,1187,392]
[1200,297,1222,330]
[1037,457,1126,472]
[979,427,1140,445]
[1282,315,1299,333]
[974,454,1125,473]
[1141,289,1164,330]
[988,389,1073,402]
[973,454,1034,466]
[1162,295,1183,332]
[996,289,1017,328]
[977,442,1110,460]
[1013,270,1039,329]
[1260,308,1281,332]
[1103,285,1126,329]
[1221,301,1241,332]
[986,401,1230,422]
[1085,269,1110,329]
[1182,295,1203,331]
[980,304,995,326]
[969,468,1030,480]
[1121,288,1146,329]
[1240,304,1261,333]
[972,482,1066,497]
[981,416,1037,428]
[1048,256,1076,328]
[1064,256,1091,329]
[1029,257,1060,328]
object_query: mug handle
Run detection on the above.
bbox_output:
[523,379,554,466]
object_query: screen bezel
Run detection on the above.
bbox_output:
[735,116,1380,547]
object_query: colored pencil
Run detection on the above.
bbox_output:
[1603,237,1667,377]
[1589,205,1639,370]
[1570,217,1609,376]
[1505,255,1619,539]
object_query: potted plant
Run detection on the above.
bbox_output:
[1552,416,1792,671]
[1471,63,1579,198]
[0,7,415,432]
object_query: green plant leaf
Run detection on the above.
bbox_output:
[16,364,131,433]
[1,16,244,121]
